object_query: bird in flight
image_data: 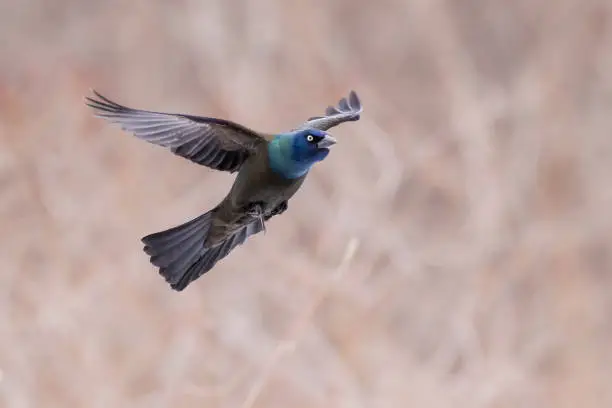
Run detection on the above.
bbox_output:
[85,89,363,291]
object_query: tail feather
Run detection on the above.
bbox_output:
[151,235,203,268]
[141,208,265,291]
[142,211,214,290]
[173,243,222,290]
[143,212,210,250]
[173,231,242,290]
[162,238,205,277]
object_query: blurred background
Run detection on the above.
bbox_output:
[1,0,612,407]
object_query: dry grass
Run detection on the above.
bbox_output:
[1,0,612,407]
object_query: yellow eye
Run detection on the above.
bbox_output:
[306,135,314,142]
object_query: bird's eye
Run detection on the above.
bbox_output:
[306,135,314,142]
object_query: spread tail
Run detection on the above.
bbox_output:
[142,211,215,291]
[142,209,264,291]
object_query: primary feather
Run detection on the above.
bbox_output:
[295,90,363,131]
[85,90,268,173]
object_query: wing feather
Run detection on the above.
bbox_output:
[85,90,266,173]
[296,90,363,131]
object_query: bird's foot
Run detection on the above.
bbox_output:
[245,202,267,234]
[245,202,265,217]
[265,201,288,221]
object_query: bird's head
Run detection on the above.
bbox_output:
[268,128,337,179]
[290,128,337,162]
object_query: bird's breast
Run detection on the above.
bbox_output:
[225,154,306,213]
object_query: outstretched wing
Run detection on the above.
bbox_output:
[295,90,363,131]
[85,90,268,173]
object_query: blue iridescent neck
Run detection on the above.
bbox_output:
[267,134,313,179]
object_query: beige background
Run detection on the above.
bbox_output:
[1,1,612,407]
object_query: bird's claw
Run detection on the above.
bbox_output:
[245,202,267,234]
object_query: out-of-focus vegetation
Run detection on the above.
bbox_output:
[1,1,611,407]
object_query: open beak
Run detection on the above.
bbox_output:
[317,134,337,149]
